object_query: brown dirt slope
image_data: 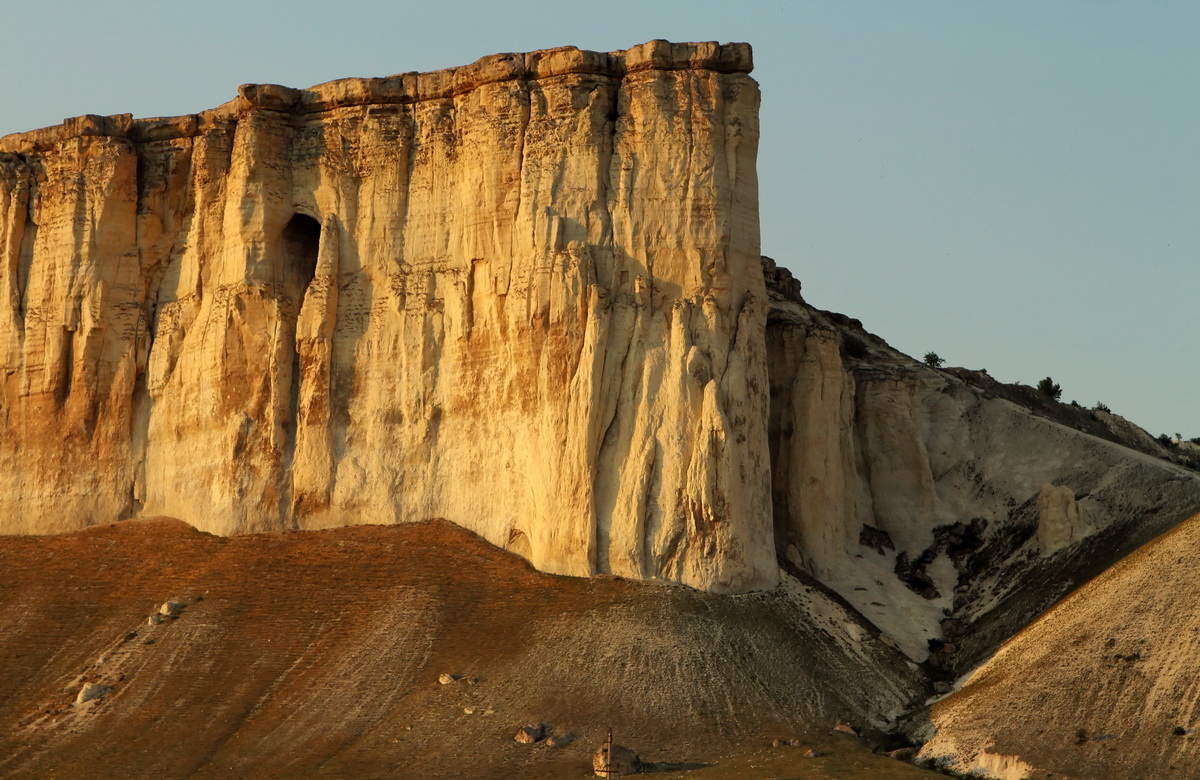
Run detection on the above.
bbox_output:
[917,511,1200,779]
[0,518,936,779]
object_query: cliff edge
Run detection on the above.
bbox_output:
[0,41,773,593]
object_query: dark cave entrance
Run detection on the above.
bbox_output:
[282,213,321,301]
[280,213,321,510]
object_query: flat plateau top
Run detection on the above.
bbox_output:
[0,40,752,155]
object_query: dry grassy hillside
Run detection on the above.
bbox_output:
[916,511,1200,779]
[0,518,940,779]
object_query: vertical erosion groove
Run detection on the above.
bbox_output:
[280,213,321,497]
[16,213,35,320]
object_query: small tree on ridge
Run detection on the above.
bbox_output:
[1037,377,1062,401]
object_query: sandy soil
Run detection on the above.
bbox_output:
[920,512,1200,779]
[0,518,938,779]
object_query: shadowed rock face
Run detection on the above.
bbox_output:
[761,263,1200,666]
[0,41,774,593]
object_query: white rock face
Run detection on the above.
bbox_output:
[762,274,1200,660]
[76,682,111,704]
[1036,483,1088,554]
[0,41,775,593]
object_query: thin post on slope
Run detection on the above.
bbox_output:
[597,726,621,779]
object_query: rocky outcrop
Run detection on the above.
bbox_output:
[7,40,1200,780]
[593,742,640,777]
[762,267,1200,661]
[0,41,773,593]
[1036,483,1089,554]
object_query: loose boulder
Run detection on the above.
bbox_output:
[771,737,805,747]
[1037,483,1090,554]
[76,683,112,705]
[593,742,639,776]
[514,723,545,744]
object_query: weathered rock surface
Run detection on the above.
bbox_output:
[75,682,111,704]
[762,261,1200,662]
[513,722,544,744]
[1036,483,1089,554]
[593,741,639,776]
[2,38,1198,695]
[0,41,772,593]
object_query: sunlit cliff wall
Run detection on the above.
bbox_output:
[0,40,776,593]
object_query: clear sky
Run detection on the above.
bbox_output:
[2,1,1195,436]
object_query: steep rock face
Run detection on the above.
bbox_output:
[3,36,1198,630]
[762,263,1200,662]
[0,41,774,593]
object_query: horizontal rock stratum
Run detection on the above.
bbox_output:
[0,41,774,592]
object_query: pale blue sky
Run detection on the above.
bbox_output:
[2,1,1196,436]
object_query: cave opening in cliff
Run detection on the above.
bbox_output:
[17,213,36,318]
[282,213,321,302]
[280,213,321,491]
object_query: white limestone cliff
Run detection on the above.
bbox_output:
[0,41,775,593]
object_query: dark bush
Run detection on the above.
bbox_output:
[1037,377,1062,401]
[923,351,945,368]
